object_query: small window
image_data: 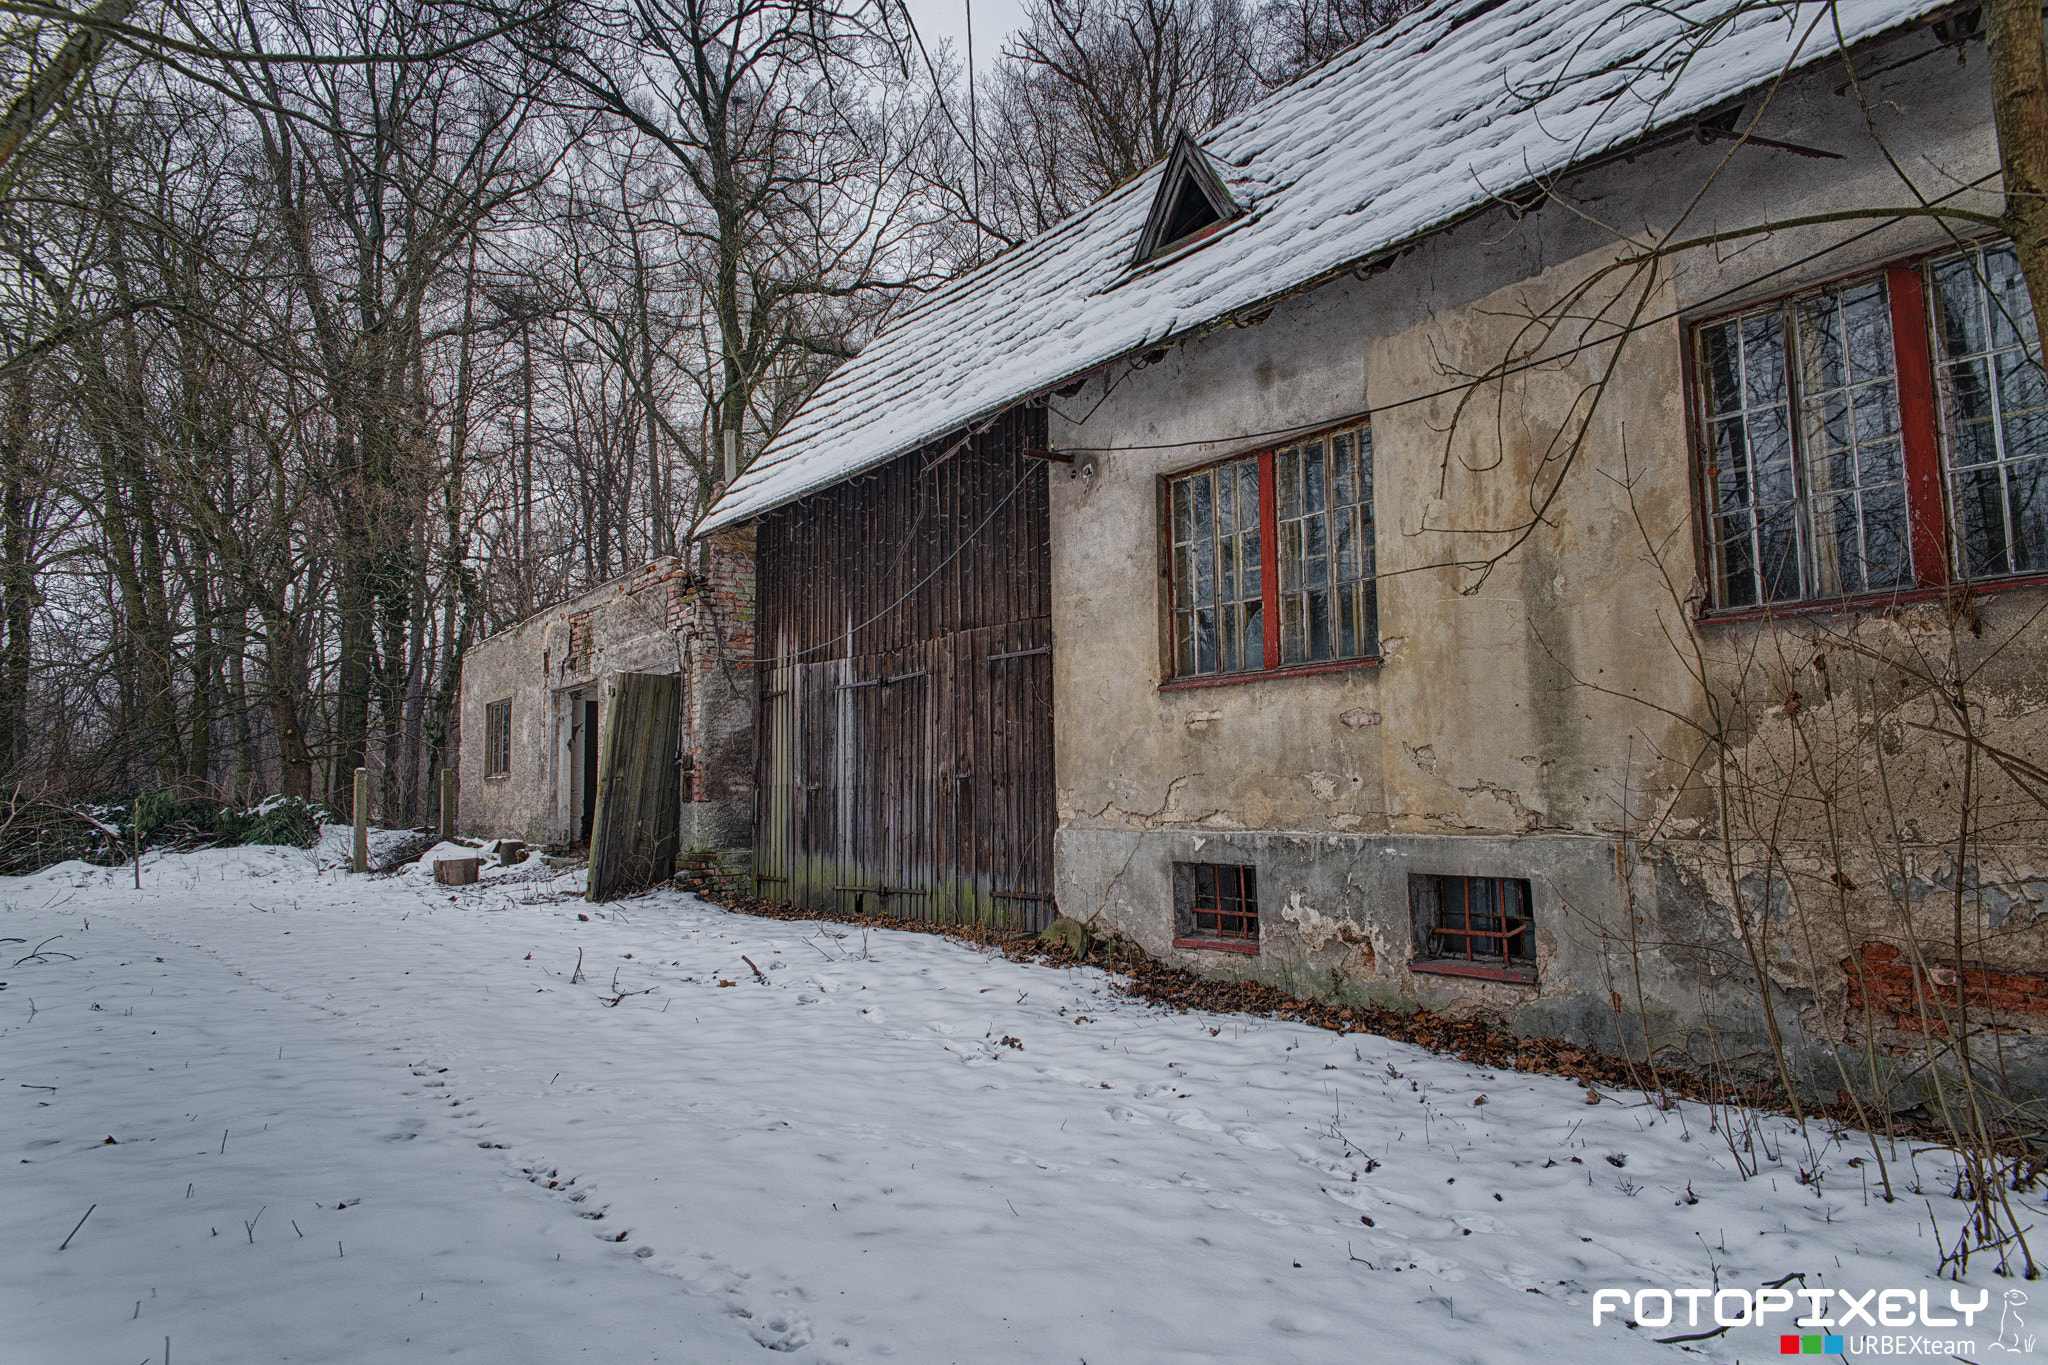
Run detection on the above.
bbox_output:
[1133,132,1241,265]
[1173,862,1258,950]
[484,699,512,778]
[1165,424,1378,683]
[1409,874,1535,982]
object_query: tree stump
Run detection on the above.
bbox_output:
[434,856,480,886]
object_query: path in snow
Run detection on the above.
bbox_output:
[0,836,2008,1363]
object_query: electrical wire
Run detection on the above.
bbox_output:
[1050,170,2002,453]
[754,460,1040,667]
[744,175,2004,665]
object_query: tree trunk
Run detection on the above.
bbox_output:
[1991,0,2048,343]
[0,371,32,779]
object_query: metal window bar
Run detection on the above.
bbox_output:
[1425,875,1532,964]
[1189,862,1258,939]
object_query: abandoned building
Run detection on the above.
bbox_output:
[702,0,2048,1100]
[456,536,755,896]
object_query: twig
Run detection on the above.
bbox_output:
[1655,1324,1733,1344]
[244,1206,265,1243]
[58,1203,95,1250]
[220,1128,227,1155]
[570,947,584,985]
[741,955,769,984]
[601,967,654,1007]
[14,935,76,966]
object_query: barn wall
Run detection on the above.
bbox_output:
[754,408,1055,927]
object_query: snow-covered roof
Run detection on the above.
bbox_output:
[702,0,1945,532]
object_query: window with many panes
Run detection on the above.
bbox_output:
[1173,861,1259,949]
[484,699,512,778]
[1696,240,2048,609]
[1409,873,1535,982]
[1166,424,1377,681]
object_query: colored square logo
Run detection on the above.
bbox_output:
[1781,1337,1843,1356]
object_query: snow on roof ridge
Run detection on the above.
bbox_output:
[701,0,1946,532]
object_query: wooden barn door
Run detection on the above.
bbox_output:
[752,408,1055,930]
[586,672,682,902]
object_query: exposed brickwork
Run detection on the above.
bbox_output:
[565,610,591,671]
[668,528,755,837]
[1844,941,2048,1034]
[694,529,755,671]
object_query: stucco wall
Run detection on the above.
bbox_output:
[1047,25,2048,1092]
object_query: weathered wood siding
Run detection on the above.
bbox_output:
[754,407,1055,929]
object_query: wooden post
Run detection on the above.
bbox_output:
[439,768,455,840]
[351,767,369,874]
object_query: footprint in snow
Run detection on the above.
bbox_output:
[1170,1108,1223,1132]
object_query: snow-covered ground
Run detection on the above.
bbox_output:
[0,835,2019,1363]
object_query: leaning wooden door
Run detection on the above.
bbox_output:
[586,672,682,902]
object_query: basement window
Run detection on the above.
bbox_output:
[1409,874,1535,984]
[1173,862,1259,953]
[1164,423,1378,686]
[484,699,512,778]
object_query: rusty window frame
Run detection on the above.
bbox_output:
[1173,861,1258,949]
[1410,874,1533,974]
[484,699,512,778]
[1162,421,1378,686]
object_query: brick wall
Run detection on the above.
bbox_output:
[674,528,755,848]
[1844,941,2048,1035]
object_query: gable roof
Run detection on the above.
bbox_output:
[701,0,1947,532]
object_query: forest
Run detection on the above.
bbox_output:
[0,0,1419,836]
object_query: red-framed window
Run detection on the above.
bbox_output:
[1173,861,1259,950]
[1164,423,1378,683]
[1409,873,1535,982]
[1694,239,2048,611]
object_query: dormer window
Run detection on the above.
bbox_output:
[1133,131,1242,265]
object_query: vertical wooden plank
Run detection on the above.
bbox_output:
[752,408,1056,930]
[352,767,369,874]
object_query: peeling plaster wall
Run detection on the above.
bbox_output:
[1047,28,2048,1089]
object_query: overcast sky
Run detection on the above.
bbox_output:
[896,0,1029,74]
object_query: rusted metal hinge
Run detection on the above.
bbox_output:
[987,646,1050,662]
[1023,447,1074,465]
